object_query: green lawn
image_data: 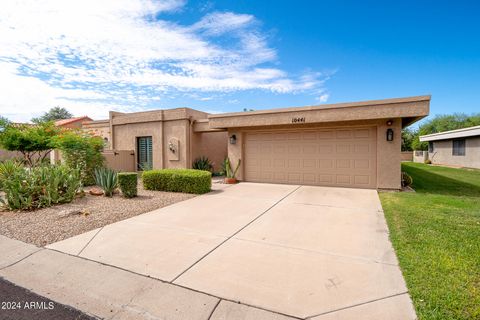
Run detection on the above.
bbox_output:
[380,162,480,320]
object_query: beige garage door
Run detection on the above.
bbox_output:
[244,127,377,188]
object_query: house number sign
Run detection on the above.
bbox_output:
[291,117,306,123]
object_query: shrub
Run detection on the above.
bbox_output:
[143,169,211,194]
[401,171,413,187]
[192,156,213,172]
[94,167,118,197]
[0,165,81,210]
[53,130,104,185]
[424,159,432,164]
[118,172,138,198]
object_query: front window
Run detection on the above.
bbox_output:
[452,139,466,156]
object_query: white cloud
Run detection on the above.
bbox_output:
[0,0,328,121]
[316,93,330,103]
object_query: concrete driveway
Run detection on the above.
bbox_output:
[47,183,415,319]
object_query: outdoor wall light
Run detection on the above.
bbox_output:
[386,119,393,126]
[229,134,237,145]
[386,128,394,141]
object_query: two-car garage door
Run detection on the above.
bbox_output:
[244,127,377,188]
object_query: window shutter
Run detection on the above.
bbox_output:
[137,137,153,170]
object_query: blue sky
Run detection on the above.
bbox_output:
[1,0,479,123]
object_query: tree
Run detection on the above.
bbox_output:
[0,116,10,133]
[32,106,73,123]
[401,128,415,151]
[0,121,59,166]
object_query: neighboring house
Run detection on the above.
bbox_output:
[419,125,480,169]
[84,95,430,190]
[55,116,93,129]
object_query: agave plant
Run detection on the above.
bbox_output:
[94,167,118,197]
[192,156,213,172]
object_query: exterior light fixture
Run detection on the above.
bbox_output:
[386,128,394,141]
[229,134,237,145]
[386,119,393,126]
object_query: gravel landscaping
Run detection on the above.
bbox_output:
[0,182,196,246]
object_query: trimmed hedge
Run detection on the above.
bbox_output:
[118,172,138,198]
[142,169,211,194]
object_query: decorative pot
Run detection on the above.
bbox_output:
[224,177,237,184]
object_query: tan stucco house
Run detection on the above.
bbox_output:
[419,125,480,169]
[83,95,430,190]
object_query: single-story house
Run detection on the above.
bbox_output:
[419,125,480,169]
[83,95,430,189]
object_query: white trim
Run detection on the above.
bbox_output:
[420,125,480,142]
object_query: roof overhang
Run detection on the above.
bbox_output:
[420,125,480,142]
[208,95,430,129]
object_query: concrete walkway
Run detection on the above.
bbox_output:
[0,183,416,319]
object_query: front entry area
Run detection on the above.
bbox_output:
[244,126,377,188]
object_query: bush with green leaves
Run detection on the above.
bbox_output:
[0,120,58,167]
[52,130,104,186]
[192,156,213,172]
[143,169,211,194]
[94,167,118,197]
[118,172,138,198]
[0,165,81,210]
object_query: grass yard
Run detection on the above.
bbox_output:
[380,162,480,320]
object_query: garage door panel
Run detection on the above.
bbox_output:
[273,145,286,154]
[287,172,302,183]
[336,144,351,154]
[354,175,371,185]
[303,159,316,169]
[245,127,377,188]
[302,145,317,154]
[354,128,371,138]
[319,145,334,153]
[302,132,317,140]
[354,159,370,169]
[319,174,334,183]
[336,130,353,139]
[319,159,334,169]
[318,130,335,139]
[336,159,351,169]
[336,175,351,184]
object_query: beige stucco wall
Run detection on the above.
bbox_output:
[105,108,223,171]
[191,131,228,172]
[429,137,480,169]
[83,121,111,139]
[227,118,402,189]
[163,119,189,169]
[113,121,164,169]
